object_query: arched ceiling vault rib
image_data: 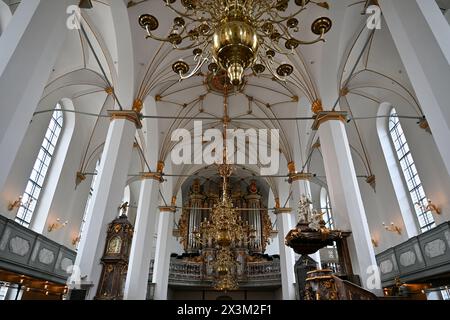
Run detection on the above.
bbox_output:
[347,69,422,115]
[347,85,422,115]
[340,95,373,176]
[307,142,370,178]
[79,93,115,172]
[347,90,381,104]
[294,47,320,98]
[80,12,118,89]
[251,99,293,161]
[136,43,168,99]
[337,20,368,91]
[162,83,207,98]
[160,105,204,160]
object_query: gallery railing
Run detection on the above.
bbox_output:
[149,258,281,286]
[376,221,450,287]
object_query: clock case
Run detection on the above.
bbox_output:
[95,214,134,300]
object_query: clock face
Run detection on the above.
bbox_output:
[107,236,122,254]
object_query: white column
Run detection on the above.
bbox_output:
[152,209,174,300]
[276,211,296,300]
[379,0,450,177]
[74,114,138,299]
[318,118,379,294]
[123,177,160,300]
[0,0,76,192]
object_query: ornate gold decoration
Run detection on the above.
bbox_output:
[311,111,349,130]
[311,99,323,114]
[288,172,315,183]
[159,206,177,213]
[157,161,165,174]
[8,196,32,211]
[287,161,296,175]
[366,174,376,192]
[105,87,114,95]
[138,0,331,85]
[340,87,349,97]
[48,218,69,232]
[415,199,441,215]
[141,172,164,182]
[108,110,142,129]
[75,172,87,187]
[382,222,401,235]
[132,99,143,113]
[274,197,281,209]
[418,118,431,134]
[371,238,378,247]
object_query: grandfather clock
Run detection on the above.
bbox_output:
[95,214,133,300]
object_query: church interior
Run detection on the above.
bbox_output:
[1,0,450,301]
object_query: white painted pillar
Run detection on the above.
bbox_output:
[276,211,296,300]
[152,162,174,300]
[275,177,296,300]
[0,0,76,193]
[379,0,450,177]
[124,177,160,300]
[152,209,174,300]
[74,114,138,299]
[318,118,379,294]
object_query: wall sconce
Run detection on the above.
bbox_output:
[383,222,402,235]
[72,235,81,246]
[416,199,441,215]
[8,196,32,211]
[48,218,68,232]
[371,238,379,247]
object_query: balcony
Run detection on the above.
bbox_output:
[376,221,450,287]
[149,257,282,289]
[0,215,76,284]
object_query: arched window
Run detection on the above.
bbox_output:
[15,106,64,227]
[388,108,435,232]
[320,187,334,230]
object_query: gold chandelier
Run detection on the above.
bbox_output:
[138,0,332,85]
[193,163,254,291]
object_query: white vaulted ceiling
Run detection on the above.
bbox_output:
[35,0,421,196]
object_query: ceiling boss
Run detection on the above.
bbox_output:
[138,0,332,85]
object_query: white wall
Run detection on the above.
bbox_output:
[0,0,12,36]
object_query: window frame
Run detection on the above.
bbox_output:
[388,108,435,233]
[15,106,64,228]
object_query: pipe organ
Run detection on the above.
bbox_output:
[177,178,274,266]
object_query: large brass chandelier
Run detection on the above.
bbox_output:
[194,162,253,291]
[138,0,332,85]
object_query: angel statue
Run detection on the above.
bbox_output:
[298,194,313,223]
[308,210,325,231]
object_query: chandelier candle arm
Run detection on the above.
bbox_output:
[138,0,331,85]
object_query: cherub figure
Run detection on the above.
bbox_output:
[308,210,325,231]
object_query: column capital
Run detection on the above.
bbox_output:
[140,172,164,182]
[288,172,316,184]
[311,111,348,130]
[108,110,142,129]
[274,207,292,215]
[159,206,177,213]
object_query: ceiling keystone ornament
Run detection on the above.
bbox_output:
[138,0,331,85]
